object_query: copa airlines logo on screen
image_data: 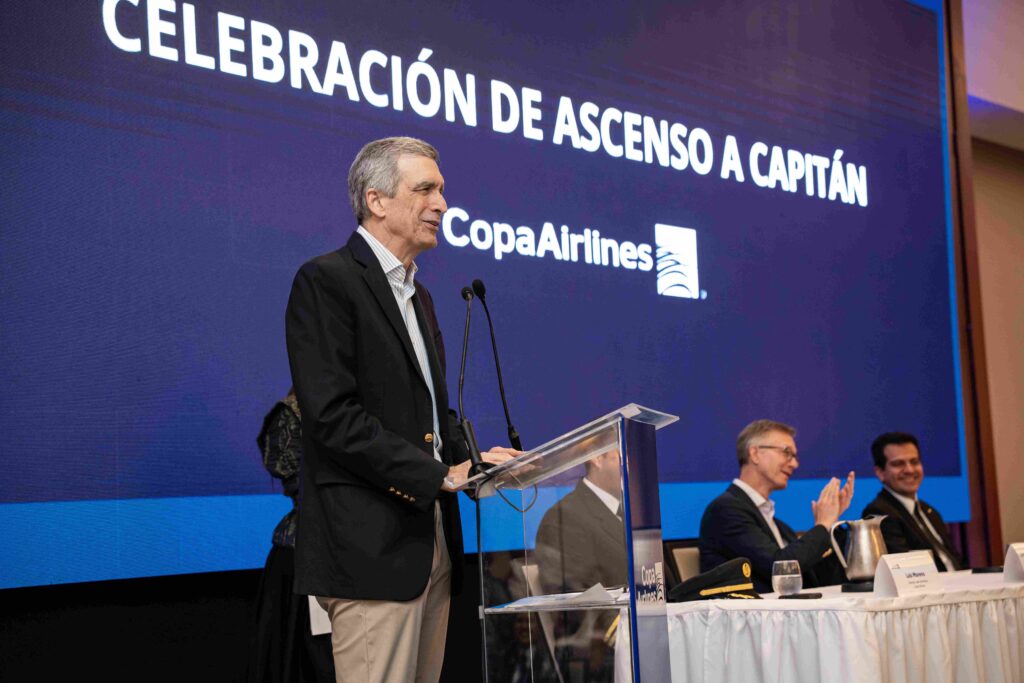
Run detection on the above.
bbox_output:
[654,223,700,299]
[442,208,703,300]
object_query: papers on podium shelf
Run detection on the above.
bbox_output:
[486,583,629,613]
[874,551,941,597]
[309,595,331,635]
[1005,543,1024,583]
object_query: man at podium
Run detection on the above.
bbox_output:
[534,446,626,679]
[285,137,512,683]
[535,447,628,595]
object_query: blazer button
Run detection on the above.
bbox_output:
[424,433,434,444]
[409,497,416,503]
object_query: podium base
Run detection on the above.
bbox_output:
[841,581,874,592]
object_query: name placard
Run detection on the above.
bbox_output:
[874,551,940,597]
[1005,543,1024,583]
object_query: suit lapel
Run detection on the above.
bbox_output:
[919,502,950,543]
[412,293,449,443]
[575,481,624,547]
[879,489,932,549]
[349,233,429,388]
[727,484,780,544]
[919,499,962,570]
[774,517,799,545]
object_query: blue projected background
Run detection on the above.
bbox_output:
[1,0,968,587]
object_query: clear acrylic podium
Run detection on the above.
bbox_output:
[468,404,678,683]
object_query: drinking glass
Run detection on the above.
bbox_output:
[772,560,803,595]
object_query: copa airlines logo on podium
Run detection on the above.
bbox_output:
[441,208,702,300]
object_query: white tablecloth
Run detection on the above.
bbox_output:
[616,571,1024,683]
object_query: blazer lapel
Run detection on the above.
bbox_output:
[920,499,963,570]
[774,517,799,545]
[879,489,932,549]
[727,484,780,543]
[576,481,624,547]
[349,233,429,388]
[412,293,449,433]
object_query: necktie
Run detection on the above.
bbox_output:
[913,502,957,571]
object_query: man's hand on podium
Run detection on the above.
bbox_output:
[442,447,519,491]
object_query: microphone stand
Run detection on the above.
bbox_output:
[457,287,488,476]
[457,285,491,683]
[472,279,524,450]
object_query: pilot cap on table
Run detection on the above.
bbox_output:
[668,557,762,602]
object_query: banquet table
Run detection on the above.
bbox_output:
[615,571,1024,683]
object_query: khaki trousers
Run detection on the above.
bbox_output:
[318,505,451,683]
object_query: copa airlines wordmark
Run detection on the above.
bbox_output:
[441,207,654,271]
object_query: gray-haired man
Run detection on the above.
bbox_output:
[286,137,513,682]
[699,419,853,593]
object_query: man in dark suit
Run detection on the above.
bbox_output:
[862,432,963,571]
[535,448,627,595]
[285,137,513,683]
[534,447,626,679]
[699,419,854,593]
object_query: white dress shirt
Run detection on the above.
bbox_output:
[733,478,787,549]
[356,226,441,461]
[582,477,622,518]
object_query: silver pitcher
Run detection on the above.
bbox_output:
[829,515,888,582]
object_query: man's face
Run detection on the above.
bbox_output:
[377,154,447,258]
[750,430,799,493]
[876,442,923,497]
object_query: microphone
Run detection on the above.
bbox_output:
[471,279,524,451]
[457,285,487,475]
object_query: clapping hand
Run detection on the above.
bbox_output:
[811,471,855,528]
